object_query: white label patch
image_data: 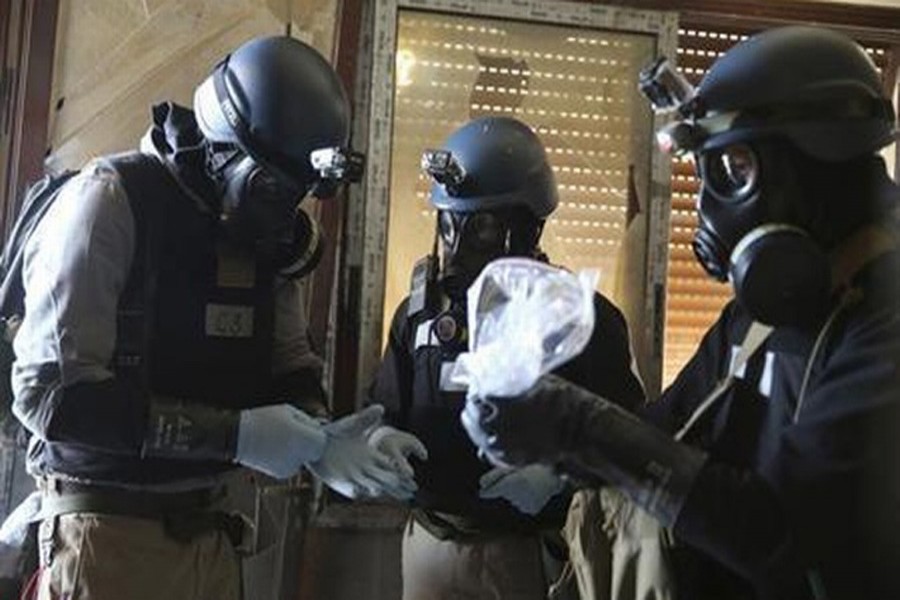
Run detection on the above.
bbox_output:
[414,319,436,350]
[758,351,775,399]
[205,304,254,338]
[728,345,748,379]
[727,346,775,399]
[439,361,468,392]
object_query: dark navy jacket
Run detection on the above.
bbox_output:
[646,251,900,599]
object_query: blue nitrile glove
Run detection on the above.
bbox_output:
[478,464,564,515]
[309,406,418,500]
[368,425,428,480]
[235,404,328,479]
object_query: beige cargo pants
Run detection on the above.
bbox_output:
[401,516,550,600]
[29,513,240,600]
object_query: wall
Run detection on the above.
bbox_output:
[806,0,900,8]
[47,0,340,172]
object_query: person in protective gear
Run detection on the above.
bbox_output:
[9,36,409,600]
[462,26,900,600]
[366,116,645,600]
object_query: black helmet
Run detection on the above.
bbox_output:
[645,26,896,161]
[423,117,558,218]
[194,36,352,189]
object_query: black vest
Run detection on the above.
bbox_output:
[42,154,279,484]
[401,299,571,534]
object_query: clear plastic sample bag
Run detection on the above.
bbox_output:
[451,257,598,398]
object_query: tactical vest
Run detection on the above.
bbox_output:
[401,299,570,535]
[41,154,278,484]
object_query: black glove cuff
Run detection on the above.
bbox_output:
[142,401,240,461]
[559,390,707,527]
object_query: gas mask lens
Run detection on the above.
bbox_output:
[439,211,507,251]
[467,213,505,249]
[701,144,759,201]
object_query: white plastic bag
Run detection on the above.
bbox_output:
[451,257,598,398]
[0,491,40,580]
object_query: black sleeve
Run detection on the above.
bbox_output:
[554,292,645,412]
[641,299,743,433]
[673,303,900,594]
[365,298,415,428]
[17,371,150,455]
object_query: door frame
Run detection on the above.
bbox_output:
[351,0,679,400]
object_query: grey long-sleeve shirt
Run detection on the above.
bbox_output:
[12,155,321,479]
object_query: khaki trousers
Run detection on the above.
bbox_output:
[31,513,240,600]
[401,516,548,600]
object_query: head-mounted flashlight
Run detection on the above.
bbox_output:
[421,149,466,193]
[310,147,365,183]
[309,147,365,199]
[639,57,703,156]
[657,113,740,156]
[639,57,697,115]
[656,121,705,156]
[639,57,742,156]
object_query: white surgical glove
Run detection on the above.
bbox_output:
[478,463,564,515]
[368,425,428,480]
[308,405,418,500]
[235,404,327,479]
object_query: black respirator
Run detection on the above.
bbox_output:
[420,149,522,301]
[208,145,356,278]
[639,58,831,326]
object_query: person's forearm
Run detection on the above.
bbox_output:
[15,373,240,461]
[16,373,148,455]
[553,387,707,527]
[555,386,795,583]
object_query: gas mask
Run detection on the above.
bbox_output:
[208,145,324,278]
[640,58,838,327]
[438,210,510,300]
[693,141,830,326]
